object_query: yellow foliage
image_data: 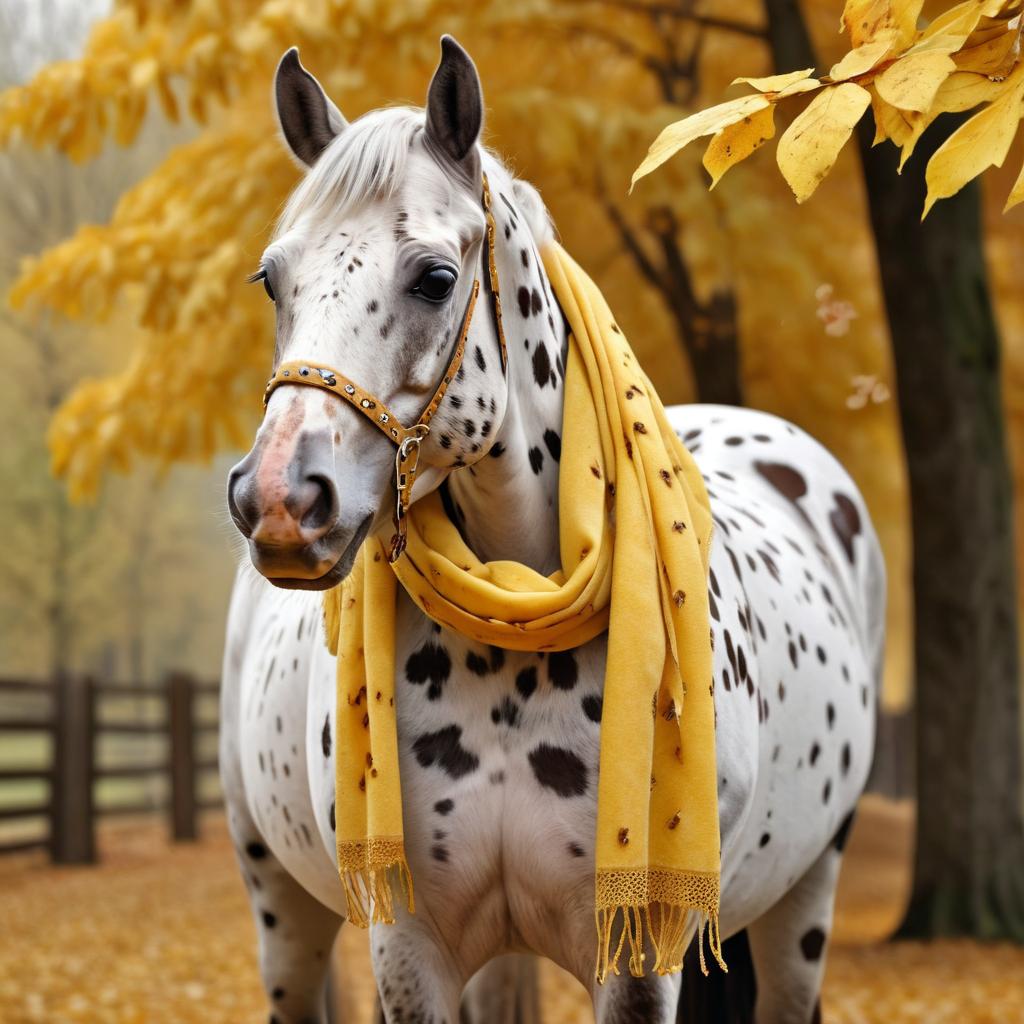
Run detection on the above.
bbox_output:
[924,59,1024,215]
[633,0,1024,213]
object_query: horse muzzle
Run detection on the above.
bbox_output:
[227,431,371,589]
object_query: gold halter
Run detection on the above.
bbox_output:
[263,174,508,563]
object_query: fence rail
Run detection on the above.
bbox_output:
[0,673,221,863]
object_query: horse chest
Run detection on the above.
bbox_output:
[387,598,609,960]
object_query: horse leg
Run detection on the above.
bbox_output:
[371,916,464,1024]
[746,831,847,1024]
[462,955,541,1024]
[593,968,681,1024]
[226,797,344,1024]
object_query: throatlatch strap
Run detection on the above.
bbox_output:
[481,175,509,372]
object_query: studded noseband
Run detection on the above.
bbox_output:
[262,174,508,563]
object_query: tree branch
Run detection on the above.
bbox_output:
[572,0,766,39]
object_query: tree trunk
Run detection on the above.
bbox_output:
[765,0,1024,941]
[857,116,1024,940]
[600,194,744,406]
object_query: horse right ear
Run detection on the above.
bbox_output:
[274,48,347,168]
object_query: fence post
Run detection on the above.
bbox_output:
[52,674,96,864]
[169,672,198,841]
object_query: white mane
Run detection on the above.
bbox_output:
[276,106,423,235]
[276,105,554,250]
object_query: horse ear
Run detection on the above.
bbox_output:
[274,48,347,168]
[424,36,483,174]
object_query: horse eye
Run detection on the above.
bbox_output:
[248,268,276,303]
[414,266,457,302]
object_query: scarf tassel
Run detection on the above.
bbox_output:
[338,852,415,929]
[595,903,727,984]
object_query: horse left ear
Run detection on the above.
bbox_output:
[425,36,483,175]
[274,48,347,168]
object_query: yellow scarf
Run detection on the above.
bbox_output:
[322,242,723,980]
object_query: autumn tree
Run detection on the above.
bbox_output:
[0,0,235,685]
[634,0,1024,942]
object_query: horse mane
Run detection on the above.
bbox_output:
[275,105,553,250]
[276,106,424,235]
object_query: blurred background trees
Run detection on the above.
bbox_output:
[0,0,233,685]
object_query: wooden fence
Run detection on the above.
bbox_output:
[0,673,220,863]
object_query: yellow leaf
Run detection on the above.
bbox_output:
[954,19,1022,76]
[703,105,777,188]
[631,93,772,189]
[777,82,872,202]
[841,0,923,48]
[869,88,918,147]
[931,70,1008,112]
[733,68,816,93]
[829,32,897,81]
[1004,151,1024,209]
[778,77,825,98]
[923,62,1024,215]
[874,50,956,111]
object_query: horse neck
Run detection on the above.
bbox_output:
[446,167,567,575]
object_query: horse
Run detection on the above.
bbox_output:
[222,36,886,1024]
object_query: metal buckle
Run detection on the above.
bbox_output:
[389,426,430,562]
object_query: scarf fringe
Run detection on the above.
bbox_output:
[337,840,415,929]
[595,903,727,983]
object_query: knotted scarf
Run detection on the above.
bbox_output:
[322,241,724,980]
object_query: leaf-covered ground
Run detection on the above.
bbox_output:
[0,796,1021,1023]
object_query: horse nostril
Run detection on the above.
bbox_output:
[300,474,339,532]
[227,465,258,537]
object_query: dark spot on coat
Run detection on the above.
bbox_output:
[516,666,538,700]
[517,285,531,317]
[582,694,603,722]
[412,725,479,779]
[321,715,331,758]
[755,461,808,503]
[405,643,452,701]
[528,743,588,797]
[829,492,862,564]
[262,911,277,928]
[491,696,520,728]
[548,651,578,690]
[532,343,552,388]
[434,798,454,816]
[466,651,490,676]
[543,429,561,462]
[800,927,826,961]
[246,841,268,860]
[529,447,544,474]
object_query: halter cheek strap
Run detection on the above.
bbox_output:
[261,174,505,565]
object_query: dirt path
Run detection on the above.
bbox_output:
[0,797,1021,1023]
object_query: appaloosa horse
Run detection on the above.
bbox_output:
[223,37,885,1024]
